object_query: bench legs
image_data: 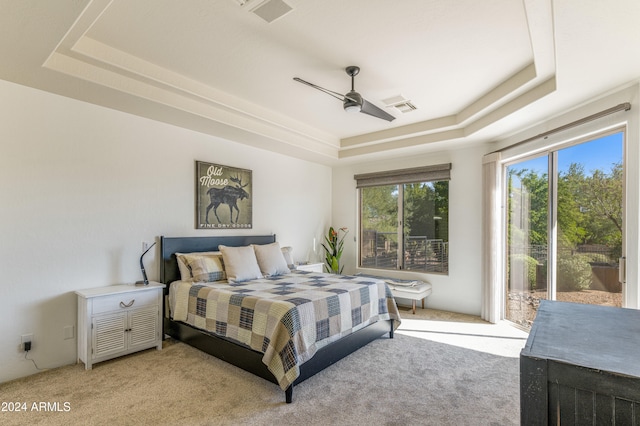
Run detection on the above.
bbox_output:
[410,298,426,314]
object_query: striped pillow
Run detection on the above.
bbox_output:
[178,252,226,282]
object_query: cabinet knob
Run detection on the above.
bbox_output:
[119,299,135,308]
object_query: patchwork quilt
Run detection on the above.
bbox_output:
[170,270,401,390]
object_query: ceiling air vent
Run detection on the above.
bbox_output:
[382,95,417,114]
[235,0,292,23]
[393,101,417,113]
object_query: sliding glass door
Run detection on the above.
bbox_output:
[505,131,624,328]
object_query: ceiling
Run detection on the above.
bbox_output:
[1,0,640,164]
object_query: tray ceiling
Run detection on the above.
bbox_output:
[1,0,640,164]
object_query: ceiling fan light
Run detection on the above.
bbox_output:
[344,101,361,113]
[343,90,362,113]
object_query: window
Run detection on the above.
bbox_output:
[355,164,450,274]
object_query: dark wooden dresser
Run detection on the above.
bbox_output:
[520,300,640,425]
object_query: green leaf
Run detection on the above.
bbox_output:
[331,257,339,272]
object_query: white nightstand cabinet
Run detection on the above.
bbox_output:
[76,283,165,370]
[295,262,324,273]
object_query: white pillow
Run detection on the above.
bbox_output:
[253,242,291,277]
[218,245,264,282]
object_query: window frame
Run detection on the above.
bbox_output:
[355,164,451,275]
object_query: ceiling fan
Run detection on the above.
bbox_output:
[293,66,395,122]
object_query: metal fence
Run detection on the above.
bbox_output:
[360,231,448,273]
[511,244,618,265]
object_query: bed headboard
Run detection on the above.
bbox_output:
[159,235,276,285]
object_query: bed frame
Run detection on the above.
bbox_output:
[159,235,394,403]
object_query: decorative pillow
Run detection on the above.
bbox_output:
[176,251,225,282]
[253,242,291,277]
[218,245,264,282]
[281,246,294,269]
[175,252,193,281]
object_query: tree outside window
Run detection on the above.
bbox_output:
[360,181,449,274]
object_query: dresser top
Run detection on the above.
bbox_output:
[522,300,640,378]
[75,282,165,298]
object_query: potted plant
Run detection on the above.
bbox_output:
[322,227,348,274]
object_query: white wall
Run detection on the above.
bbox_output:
[332,144,488,316]
[0,79,332,383]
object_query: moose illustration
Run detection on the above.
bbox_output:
[205,174,250,224]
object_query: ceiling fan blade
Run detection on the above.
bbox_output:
[293,77,345,102]
[360,99,396,122]
[295,70,395,122]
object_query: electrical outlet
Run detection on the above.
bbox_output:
[142,241,149,252]
[21,334,32,352]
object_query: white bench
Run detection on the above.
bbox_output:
[357,273,432,314]
[388,282,432,314]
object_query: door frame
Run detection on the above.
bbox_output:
[501,125,628,318]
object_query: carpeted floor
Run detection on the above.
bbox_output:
[0,309,528,426]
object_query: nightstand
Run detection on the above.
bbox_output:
[75,282,165,370]
[295,262,324,273]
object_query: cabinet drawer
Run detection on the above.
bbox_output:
[92,290,158,314]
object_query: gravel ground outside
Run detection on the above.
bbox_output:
[507,289,622,328]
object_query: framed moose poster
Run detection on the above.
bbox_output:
[195,161,252,229]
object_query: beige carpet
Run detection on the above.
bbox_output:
[0,309,528,426]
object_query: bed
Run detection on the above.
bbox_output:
[159,235,400,403]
